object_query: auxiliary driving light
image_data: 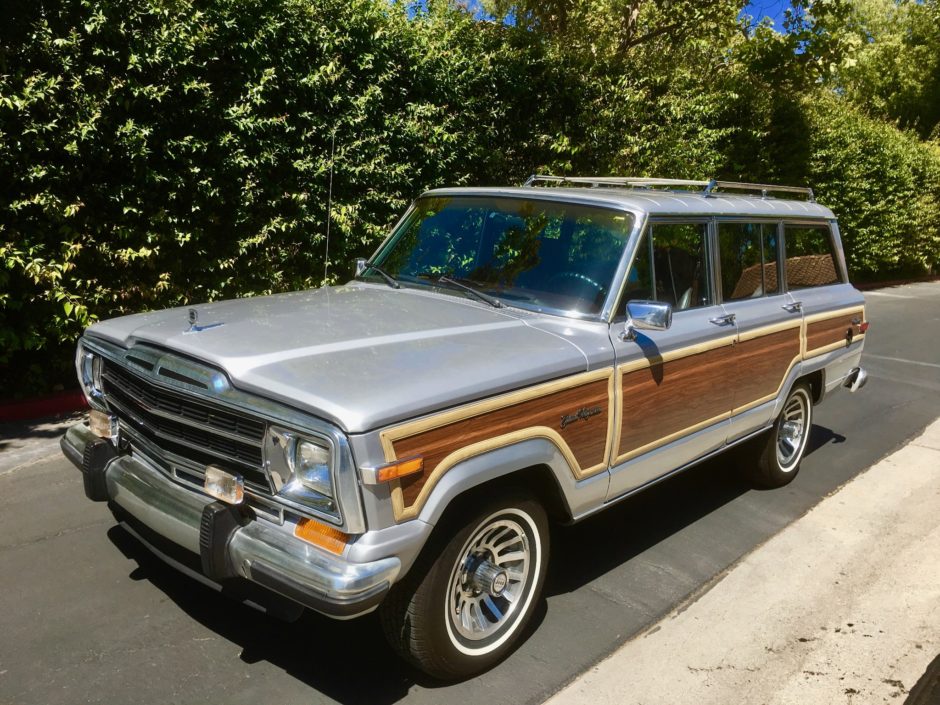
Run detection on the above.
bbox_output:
[204,465,244,505]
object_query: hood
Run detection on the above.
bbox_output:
[86,284,595,433]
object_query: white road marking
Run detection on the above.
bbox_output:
[865,353,940,370]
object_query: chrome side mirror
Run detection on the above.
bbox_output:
[355,258,367,276]
[621,300,672,341]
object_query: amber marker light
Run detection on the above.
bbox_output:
[375,456,424,483]
[294,518,349,555]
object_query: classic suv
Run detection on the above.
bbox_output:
[62,175,868,679]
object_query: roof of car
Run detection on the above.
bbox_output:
[423,186,837,220]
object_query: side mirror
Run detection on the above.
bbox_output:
[354,258,367,276]
[622,300,672,341]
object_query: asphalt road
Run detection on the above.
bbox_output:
[1,282,938,705]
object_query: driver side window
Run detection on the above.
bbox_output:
[620,222,712,314]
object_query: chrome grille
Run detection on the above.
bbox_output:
[100,359,272,492]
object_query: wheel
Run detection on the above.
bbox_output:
[749,382,813,488]
[379,492,549,680]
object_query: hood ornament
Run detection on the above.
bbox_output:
[185,307,224,333]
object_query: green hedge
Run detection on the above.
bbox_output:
[1,0,938,397]
[808,97,940,279]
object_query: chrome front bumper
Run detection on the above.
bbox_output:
[61,423,401,619]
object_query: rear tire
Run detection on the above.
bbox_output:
[749,382,813,488]
[379,491,549,681]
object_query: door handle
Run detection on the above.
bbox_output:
[781,301,803,313]
[709,313,736,326]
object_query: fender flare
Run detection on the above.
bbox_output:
[413,436,594,527]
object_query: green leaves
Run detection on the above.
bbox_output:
[0,0,937,397]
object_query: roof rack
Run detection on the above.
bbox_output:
[523,174,815,202]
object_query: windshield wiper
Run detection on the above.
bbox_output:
[358,262,400,289]
[437,276,503,308]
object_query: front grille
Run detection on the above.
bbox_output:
[100,358,272,492]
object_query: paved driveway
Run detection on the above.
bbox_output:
[1,282,938,705]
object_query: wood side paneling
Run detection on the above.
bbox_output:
[617,344,735,459]
[732,327,802,409]
[392,378,611,508]
[806,312,863,354]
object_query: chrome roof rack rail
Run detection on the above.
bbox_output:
[523,174,815,202]
[703,179,815,202]
[523,174,711,190]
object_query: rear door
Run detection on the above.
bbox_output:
[715,219,803,441]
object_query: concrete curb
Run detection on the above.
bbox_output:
[546,417,940,705]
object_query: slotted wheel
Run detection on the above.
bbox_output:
[447,517,531,644]
[747,382,813,488]
[380,494,549,680]
[777,390,809,471]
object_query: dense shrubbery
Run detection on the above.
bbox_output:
[1,0,938,396]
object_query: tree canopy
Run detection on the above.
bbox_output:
[1,0,938,396]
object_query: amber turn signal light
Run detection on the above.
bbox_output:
[375,456,424,483]
[294,517,349,555]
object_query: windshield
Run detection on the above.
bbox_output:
[370,196,634,315]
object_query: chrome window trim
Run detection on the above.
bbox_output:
[609,216,715,320]
[711,216,791,305]
[780,219,847,293]
[81,335,366,534]
[365,192,641,324]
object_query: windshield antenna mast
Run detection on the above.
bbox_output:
[323,130,336,283]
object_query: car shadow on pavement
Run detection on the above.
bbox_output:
[101,423,838,703]
[546,423,842,595]
[106,524,436,702]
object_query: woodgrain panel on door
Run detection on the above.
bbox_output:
[732,326,802,413]
[616,343,736,463]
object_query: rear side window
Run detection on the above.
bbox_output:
[718,222,781,300]
[784,224,842,289]
[622,222,712,312]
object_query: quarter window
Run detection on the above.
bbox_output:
[718,222,781,301]
[621,222,712,312]
[784,225,842,289]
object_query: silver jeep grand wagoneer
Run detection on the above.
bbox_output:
[62,175,868,679]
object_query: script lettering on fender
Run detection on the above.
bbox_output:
[560,406,602,429]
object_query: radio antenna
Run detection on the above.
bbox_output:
[323,130,336,282]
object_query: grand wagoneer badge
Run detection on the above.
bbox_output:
[561,405,603,429]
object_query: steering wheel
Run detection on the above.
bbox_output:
[547,271,606,296]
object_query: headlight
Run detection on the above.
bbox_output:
[269,430,337,516]
[293,441,332,497]
[76,344,104,405]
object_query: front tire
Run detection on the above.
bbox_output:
[380,492,549,680]
[750,382,813,488]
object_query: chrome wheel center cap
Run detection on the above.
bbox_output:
[469,559,509,596]
[781,420,802,440]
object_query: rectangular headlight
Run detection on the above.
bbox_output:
[267,428,338,517]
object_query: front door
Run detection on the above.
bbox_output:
[606,219,736,500]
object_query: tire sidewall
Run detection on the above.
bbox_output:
[774,384,813,475]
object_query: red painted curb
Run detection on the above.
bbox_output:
[0,390,88,423]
